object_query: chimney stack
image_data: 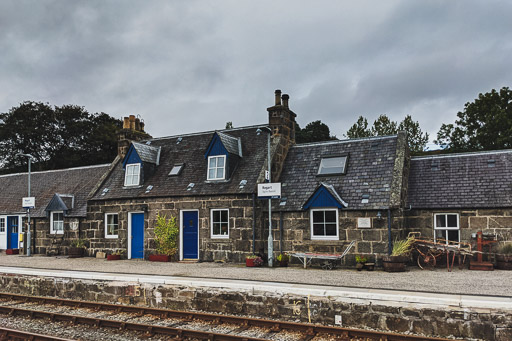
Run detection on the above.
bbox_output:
[282,94,289,108]
[274,89,282,106]
[117,115,151,157]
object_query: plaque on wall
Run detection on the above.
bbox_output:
[70,219,79,231]
[357,217,372,229]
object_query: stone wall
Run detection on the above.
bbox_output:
[405,208,512,247]
[34,217,82,255]
[0,274,509,340]
[86,194,263,262]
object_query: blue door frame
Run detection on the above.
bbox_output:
[7,216,19,250]
[130,213,144,259]
[182,211,199,259]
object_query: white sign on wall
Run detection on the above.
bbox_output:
[357,217,372,229]
[22,197,35,209]
[258,183,281,199]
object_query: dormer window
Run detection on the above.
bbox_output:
[317,156,347,175]
[124,164,141,186]
[207,155,226,180]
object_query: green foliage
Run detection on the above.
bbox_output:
[355,254,368,263]
[225,121,233,129]
[0,101,122,173]
[391,237,414,256]
[436,87,512,152]
[345,114,429,153]
[295,120,338,144]
[276,253,289,262]
[246,254,260,259]
[500,243,512,255]
[154,214,179,256]
[70,239,87,248]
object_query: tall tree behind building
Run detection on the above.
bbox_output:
[435,87,512,152]
[345,114,429,153]
[0,101,122,173]
[295,120,337,144]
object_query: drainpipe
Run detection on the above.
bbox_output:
[387,209,392,255]
[252,193,256,254]
[279,211,283,255]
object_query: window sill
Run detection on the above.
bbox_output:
[205,179,230,183]
[211,235,229,240]
[50,232,64,235]
[105,235,119,239]
[123,185,143,189]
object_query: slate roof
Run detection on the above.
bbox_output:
[91,125,269,200]
[408,150,512,208]
[132,141,160,164]
[217,132,242,157]
[277,135,399,211]
[0,164,110,217]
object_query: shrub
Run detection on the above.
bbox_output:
[154,214,179,256]
[355,254,368,263]
[500,243,512,255]
[391,237,414,256]
[70,239,87,248]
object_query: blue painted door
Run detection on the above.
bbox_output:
[182,211,198,259]
[131,213,144,259]
[7,217,18,249]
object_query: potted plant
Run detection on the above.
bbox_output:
[149,214,179,262]
[68,239,87,258]
[6,249,19,255]
[107,250,124,261]
[355,254,367,271]
[382,237,414,272]
[496,243,512,270]
[276,253,290,267]
[246,254,263,267]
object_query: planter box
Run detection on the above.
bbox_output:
[6,249,19,255]
[68,247,85,258]
[382,255,409,272]
[107,254,121,261]
[149,254,170,262]
[246,258,262,267]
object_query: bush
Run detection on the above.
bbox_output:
[500,243,512,255]
[154,214,179,256]
[70,239,87,248]
[391,237,414,256]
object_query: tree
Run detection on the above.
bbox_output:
[435,87,512,152]
[295,120,337,144]
[0,101,122,173]
[345,114,429,153]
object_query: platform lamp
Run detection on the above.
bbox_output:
[16,153,33,257]
[256,127,273,267]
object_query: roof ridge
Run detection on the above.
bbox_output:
[412,149,512,161]
[0,163,110,178]
[293,135,397,148]
[148,124,268,142]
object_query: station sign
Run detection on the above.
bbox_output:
[22,197,35,209]
[258,183,281,199]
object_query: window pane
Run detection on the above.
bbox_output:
[209,169,215,179]
[216,168,224,179]
[312,211,324,223]
[435,230,447,243]
[325,223,337,236]
[209,158,216,167]
[221,222,228,235]
[318,157,346,174]
[217,157,224,167]
[213,222,220,235]
[447,214,458,228]
[221,210,228,222]
[313,223,324,236]
[436,215,446,228]
[447,230,459,243]
[324,210,336,223]
[213,210,220,223]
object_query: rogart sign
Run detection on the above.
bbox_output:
[257,183,281,199]
[22,197,35,209]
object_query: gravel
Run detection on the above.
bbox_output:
[0,254,511,297]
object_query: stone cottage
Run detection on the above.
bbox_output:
[0,164,109,255]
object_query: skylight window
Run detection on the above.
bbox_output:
[169,164,184,176]
[317,156,347,175]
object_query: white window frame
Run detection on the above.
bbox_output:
[105,213,119,239]
[207,155,226,180]
[50,211,64,235]
[310,208,339,240]
[211,209,229,239]
[434,213,460,245]
[124,163,141,186]
[317,156,347,175]
[0,216,5,234]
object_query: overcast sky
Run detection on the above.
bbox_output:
[1,1,511,149]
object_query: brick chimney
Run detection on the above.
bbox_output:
[266,90,297,181]
[118,115,151,157]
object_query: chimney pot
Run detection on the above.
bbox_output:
[282,94,289,108]
[123,117,130,129]
[135,118,141,131]
[275,89,282,106]
[129,115,136,130]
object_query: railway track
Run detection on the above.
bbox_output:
[0,292,453,341]
[0,327,74,341]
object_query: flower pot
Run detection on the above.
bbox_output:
[382,255,409,272]
[107,254,121,261]
[246,258,256,267]
[68,247,85,258]
[149,254,170,262]
[356,263,364,271]
[496,254,512,270]
[6,249,19,255]
[279,260,289,267]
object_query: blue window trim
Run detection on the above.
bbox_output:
[205,133,229,159]
[303,186,343,210]
[122,144,142,169]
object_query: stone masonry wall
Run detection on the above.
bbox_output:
[272,209,404,266]
[34,217,82,256]
[87,194,263,262]
[405,208,512,249]
[0,274,510,340]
